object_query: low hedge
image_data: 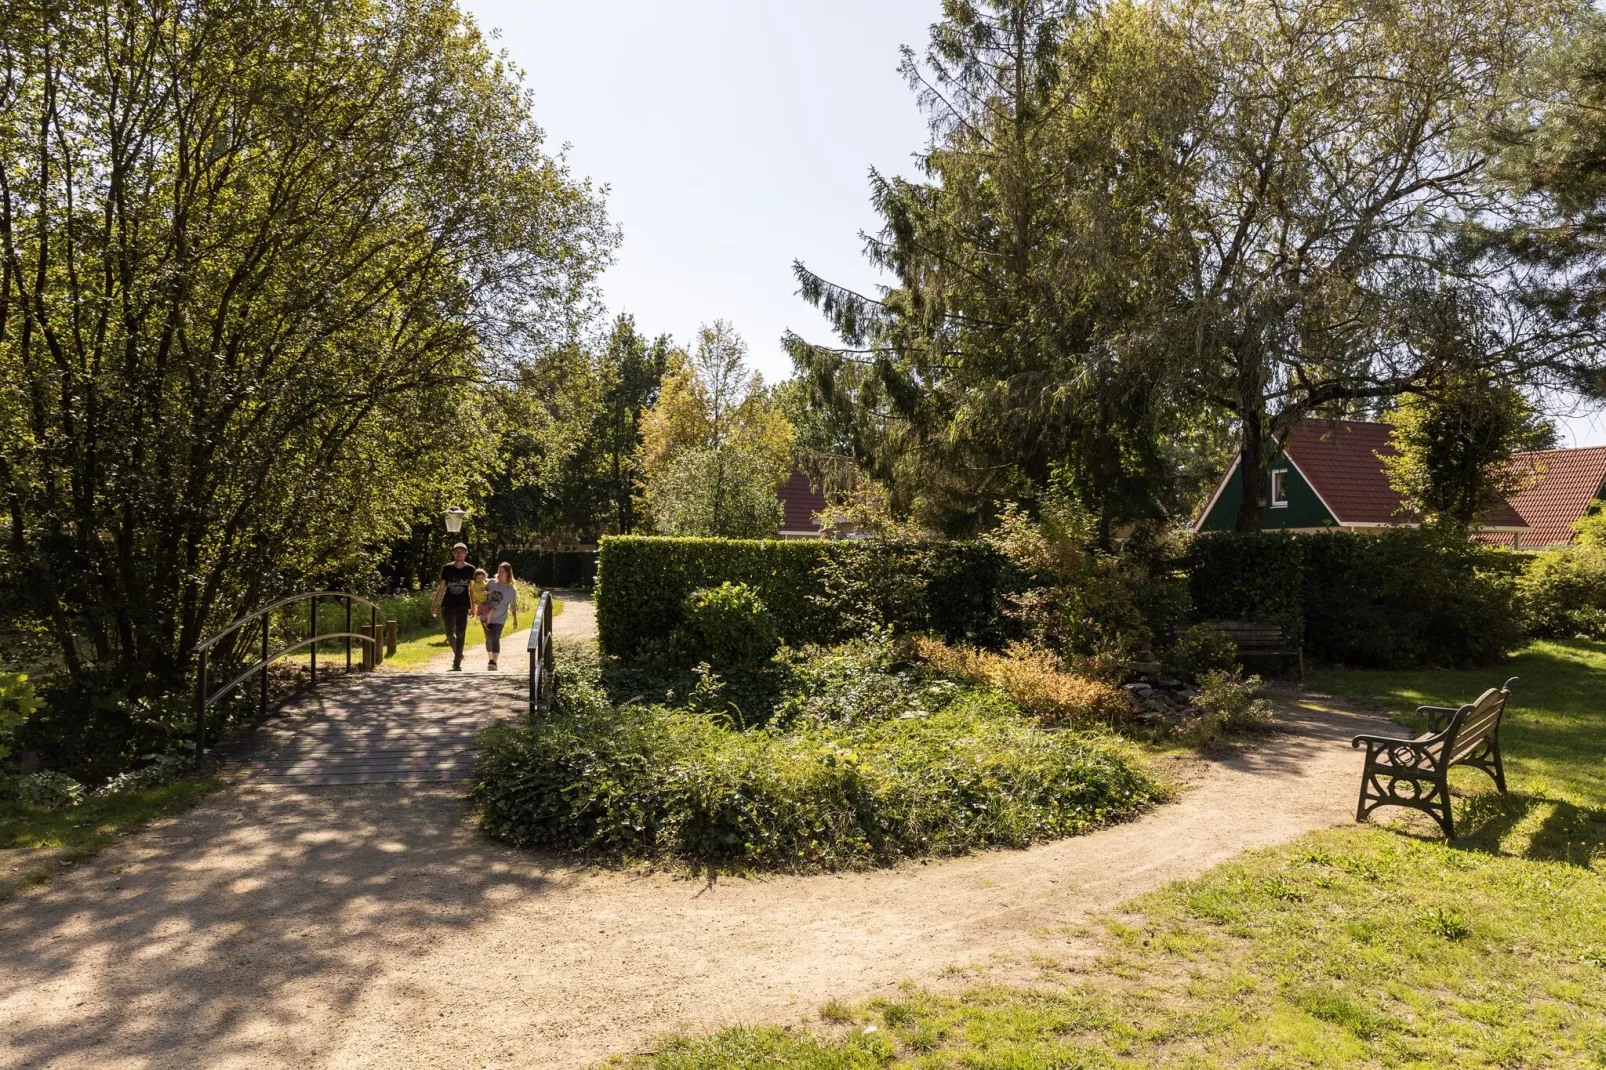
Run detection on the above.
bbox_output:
[1187,528,1524,668]
[473,649,1159,871]
[595,536,1020,659]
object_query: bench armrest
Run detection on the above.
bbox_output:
[1416,705,1461,732]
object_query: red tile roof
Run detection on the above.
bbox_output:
[778,470,826,533]
[1498,445,1606,547]
[1284,419,1526,529]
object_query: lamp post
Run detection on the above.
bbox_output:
[444,507,466,534]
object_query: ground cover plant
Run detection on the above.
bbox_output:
[614,641,1606,1068]
[474,638,1161,871]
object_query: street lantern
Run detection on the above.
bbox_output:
[443,507,467,534]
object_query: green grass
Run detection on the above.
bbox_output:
[1311,638,1605,809]
[0,776,219,901]
[617,641,1606,1068]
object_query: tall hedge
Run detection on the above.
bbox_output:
[1187,528,1525,668]
[595,536,1019,659]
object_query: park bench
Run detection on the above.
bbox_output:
[1350,677,1516,838]
[1196,619,1304,680]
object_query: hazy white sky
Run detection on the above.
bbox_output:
[464,0,1606,448]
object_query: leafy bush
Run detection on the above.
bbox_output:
[1193,668,1275,736]
[670,583,779,668]
[474,644,1160,871]
[1163,623,1239,683]
[1187,531,1305,635]
[0,770,86,809]
[0,669,45,763]
[91,754,190,798]
[913,637,1131,728]
[1519,546,1606,639]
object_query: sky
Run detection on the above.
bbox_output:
[464,0,1606,449]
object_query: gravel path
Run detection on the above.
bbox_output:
[410,588,596,675]
[0,667,1385,1070]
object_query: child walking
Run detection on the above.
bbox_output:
[481,562,520,671]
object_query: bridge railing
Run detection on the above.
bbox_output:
[192,591,396,756]
[527,589,556,715]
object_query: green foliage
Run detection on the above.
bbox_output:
[0,0,614,690]
[0,772,86,810]
[1519,545,1606,639]
[0,670,45,763]
[1193,668,1275,736]
[649,446,786,538]
[1382,376,1557,526]
[1188,529,1524,668]
[1576,499,1606,548]
[670,584,780,669]
[595,535,1019,659]
[474,643,1160,871]
[1186,531,1306,634]
[1163,624,1240,683]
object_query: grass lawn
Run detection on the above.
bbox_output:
[0,777,219,902]
[621,641,1606,1068]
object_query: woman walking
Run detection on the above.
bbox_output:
[481,562,520,671]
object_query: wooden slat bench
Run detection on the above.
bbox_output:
[1200,619,1304,680]
[1351,677,1516,837]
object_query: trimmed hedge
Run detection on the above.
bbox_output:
[1187,528,1525,668]
[595,536,1020,659]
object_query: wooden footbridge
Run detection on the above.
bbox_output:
[192,589,560,787]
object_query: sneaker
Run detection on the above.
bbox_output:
[488,659,498,672]
[450,662,462,672]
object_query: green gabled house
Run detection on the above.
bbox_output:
[1194,419,1529,537]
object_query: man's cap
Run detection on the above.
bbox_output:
[452,542,468,551]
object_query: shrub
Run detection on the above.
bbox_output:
[1163,624,1239,683]
[913,637,1132,728]
[670,583,779,668]
[0,669,45,763]
[1186,528,1524,668]
[91,754,190,798]
[0,770,86,809]
[474,643,1160,871]
[595,535,1019,659]
[1193,668,1275,736]
[1519,546,1606,639]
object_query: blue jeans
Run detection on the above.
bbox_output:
[485,621,504,654]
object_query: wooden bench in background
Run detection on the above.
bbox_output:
[1202,619,1303,680]
[1350,677,1516,838]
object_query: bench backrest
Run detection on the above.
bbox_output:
[1206,620,1290,648]
[1447,686,1508,764]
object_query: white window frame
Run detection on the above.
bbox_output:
[1270,468,1290,509]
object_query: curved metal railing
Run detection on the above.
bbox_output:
[527,589,556,715]
[192,591,394,755]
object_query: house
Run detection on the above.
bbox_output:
[1482,445,1606,550]
[776,470,827,539]
[1194,418,1529,538]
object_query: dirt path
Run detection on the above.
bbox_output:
[0,685,1386,1070]
[412,588,596,674]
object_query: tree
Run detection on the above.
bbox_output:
[0,0,615,688]
[1153,0,1575,530]
[639,322,793,537]
[1383,376,1557,527]
[788,1,1200,536]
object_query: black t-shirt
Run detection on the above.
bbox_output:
[440,563,476,610]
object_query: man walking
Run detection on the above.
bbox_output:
[431,542,476,671]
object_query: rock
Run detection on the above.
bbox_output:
[1157,677,1182,689]
[1122,682,1152,694]
[1131,661,1163,676]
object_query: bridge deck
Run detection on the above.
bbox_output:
[227,672,526,786]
